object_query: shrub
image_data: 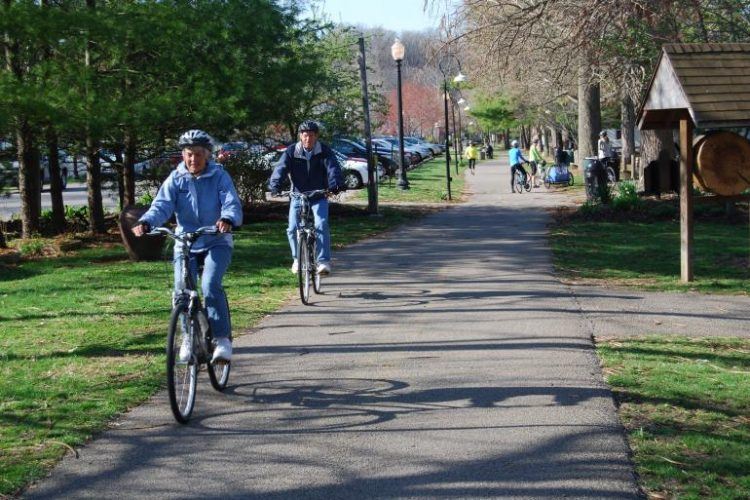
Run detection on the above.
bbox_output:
[612,181,640,211]
[220,151,273,205]
[17,238,48,257]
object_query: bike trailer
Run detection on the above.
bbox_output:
[547,165,572,183]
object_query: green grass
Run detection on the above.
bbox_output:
[597,336,750,499]
[550,219,750,294]
[0,205,417,496]
[357,156,468,203]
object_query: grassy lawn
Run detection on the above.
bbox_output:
[0,204,420,496]
[356,156,468,203]
[597,336,750,499]
[550,218,750,294]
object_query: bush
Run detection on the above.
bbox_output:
[17,238,49,257]
[220,151,273,205]
[612,181,640,211]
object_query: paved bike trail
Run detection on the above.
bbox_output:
[26,154,641,499]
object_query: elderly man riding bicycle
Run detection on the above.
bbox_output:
[132,129,242,363]
[269,120,344,276]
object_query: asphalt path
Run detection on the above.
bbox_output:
[26,156,642,499]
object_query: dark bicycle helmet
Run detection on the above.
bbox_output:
[298,120,320,133]
[177,129,213,150]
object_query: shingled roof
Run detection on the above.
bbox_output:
[637,43,750,130]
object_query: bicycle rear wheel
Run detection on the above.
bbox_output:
[167,307,197,424]
[297,232,311,304]
[312,238,322,294]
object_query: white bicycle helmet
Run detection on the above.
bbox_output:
[177,129,213,150]
[511,140,519,147]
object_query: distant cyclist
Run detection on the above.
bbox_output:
[528,138,545,188]
[508,139,529,191]
[269,120,344,276]
[132,129,242,363]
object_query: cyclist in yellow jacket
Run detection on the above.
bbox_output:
[464,142,479,174]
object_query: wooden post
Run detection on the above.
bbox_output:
[680,119,694,282]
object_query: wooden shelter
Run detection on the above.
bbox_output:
[637,43,750,282]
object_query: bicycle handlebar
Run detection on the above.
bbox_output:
[147,226,219,242]
[273,189,329,199]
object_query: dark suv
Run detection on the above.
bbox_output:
[332,138,398,176]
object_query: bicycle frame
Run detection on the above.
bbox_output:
[150,226,219,360]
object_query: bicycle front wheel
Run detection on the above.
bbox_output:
[298,232,311,304]
[167,307,197,424]
[312,238,322,294]
[207,300,231,391]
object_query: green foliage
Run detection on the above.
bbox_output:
[612,181,641,211]
[16,238,47,257]
[219,151,273,205]
[64,205,89,229]
[468,94,517,132]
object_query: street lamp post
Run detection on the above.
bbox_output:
[438,55,466,201]
[391,38,409,190]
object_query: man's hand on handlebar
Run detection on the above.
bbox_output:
[216,218,232,233]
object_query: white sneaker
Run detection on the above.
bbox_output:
[290,259,298,273]
[178,334,192,363]
[212,338,232,363]
[316,262,331,275]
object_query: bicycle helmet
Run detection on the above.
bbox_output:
[298,120,320,134]
[178,129,213,150]
[599,130,608,138]
[511,140,519,147]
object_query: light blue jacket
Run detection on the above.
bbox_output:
[508,147,528,167]
[139,161,243,252]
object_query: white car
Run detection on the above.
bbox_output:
[335,151,384,190]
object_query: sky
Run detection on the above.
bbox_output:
[313,0,444,33]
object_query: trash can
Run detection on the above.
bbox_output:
[480,150,486,160]
[584,157,607,202]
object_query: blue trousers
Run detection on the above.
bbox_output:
[173,244,232,339]
[287,196,330,264]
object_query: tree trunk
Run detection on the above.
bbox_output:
[46,129,66,232]
[86,135,106,234]
[113,144,124,209]
[123,131,137,206]
[621,91,636,175]
[577,59,601,160]
[641,129,675,195]
[16,121,41,237]
[503,129,510,150]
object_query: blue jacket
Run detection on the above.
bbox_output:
[508,147,528,167]
[268,141,344,198]
[139,161,243,252]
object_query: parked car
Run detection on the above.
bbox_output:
[3,149,71,190]
[332,138,398,176]
[372,138,425,164]
[405,136,444,155]
[216,141,249,163]
[133,150,182,178]
[382,136,434,159]
[334,151,384,190]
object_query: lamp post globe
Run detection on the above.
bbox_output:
[391,38,409,190]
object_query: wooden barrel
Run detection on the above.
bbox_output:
[694,131,750,196]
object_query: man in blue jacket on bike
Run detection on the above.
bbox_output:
[269,120,344,276]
